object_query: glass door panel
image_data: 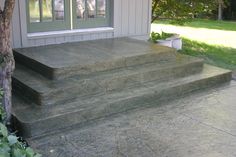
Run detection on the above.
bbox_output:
[54,0,65,20]
[42,0,53,22]
[27,0,70,33]
[29,0,40,23]
[87,0,96,18]
[73,0,110,29]
[76,0,85,19]
[97,0,106,18]
[27,0,111,32]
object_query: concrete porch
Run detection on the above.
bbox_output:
[11,37,232,156]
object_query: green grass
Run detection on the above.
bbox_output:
[152,19,236,70]
[180,38,236,70]
[154,19,236,31]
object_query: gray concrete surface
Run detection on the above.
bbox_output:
[232,70,236,80]
[29,81,236,157]
[14,38,176,80]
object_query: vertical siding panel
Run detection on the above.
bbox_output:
[12,0,22,48]
[46,38,56,45]
[99,32,106,39]
[113,0,122,37]
[35,39,45,46]
[147,0,152,34]
[65,36,72,43]
[56,37,65,44]
[141,0,148,34]
[83,34,91,41]
[135,0,143,35]
[128,0,136,35]
[28,40,36,47]
[121,0,129,36]
[19,0,29,47]
[91,33,99,40]
[74,35,83,41]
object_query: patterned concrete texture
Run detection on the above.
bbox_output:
[29,81,236,157]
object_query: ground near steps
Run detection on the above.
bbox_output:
[232,70,236,80]
[28,81,236,157]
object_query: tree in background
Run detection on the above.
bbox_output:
[152,0,229,23]
[217,0,229,20]
[223,0,236,20]
[0,0,15,124]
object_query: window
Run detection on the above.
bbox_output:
[27,0,110,33]
[74,0,110,29]
[27,0,71,33]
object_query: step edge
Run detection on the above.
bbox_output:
[13,65,231,124]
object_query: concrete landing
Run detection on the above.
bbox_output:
[14,38,175,80]
[29,81,236,157]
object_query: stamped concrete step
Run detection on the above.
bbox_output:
[12,64,231,138]
[13,55,203,106]
[13,38,176,80]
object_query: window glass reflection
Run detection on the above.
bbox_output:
[54,0,65,20]
[76,0,106,19]
[42,0,53,22]
[29,0,40,23]
[97,0,105,18]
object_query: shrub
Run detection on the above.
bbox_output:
[0,89,41,157]
[150,31,175,42]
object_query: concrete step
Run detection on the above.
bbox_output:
[13,38,176,80]
[13,55,203,106]
[12,64,232,138]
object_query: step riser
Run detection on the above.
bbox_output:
[14,51,53,79]
[14,50,176,80]
[13,71,231,138]
[13,60,203,106]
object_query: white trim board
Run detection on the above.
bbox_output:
[28,27,114,39]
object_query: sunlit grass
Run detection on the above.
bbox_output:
[154,19,236,32]
[181,38,236,70]
[152,23,236,49]
[151,19,236,70]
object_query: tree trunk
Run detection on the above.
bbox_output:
[151,0,160,23]
[0,0,15,123]
[218,2,223,20]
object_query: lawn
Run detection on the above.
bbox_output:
[182,38,236,70]
[152,19,236,70]
[154,19,236,32]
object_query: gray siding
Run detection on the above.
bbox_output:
[11,0,152,48]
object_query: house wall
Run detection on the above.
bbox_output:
[11,0,152,48]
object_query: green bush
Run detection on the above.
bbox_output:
[0,89,41,157]
[150,31,175,42]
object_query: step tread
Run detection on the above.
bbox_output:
[13,64,231,124]
[14,38,174,69]
[13,54,203,94]
[14,38,177,79]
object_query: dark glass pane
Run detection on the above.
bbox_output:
[54,0,65,20]
[29,0,40,23]
[42,0,53,22]
[97,0,105,18]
